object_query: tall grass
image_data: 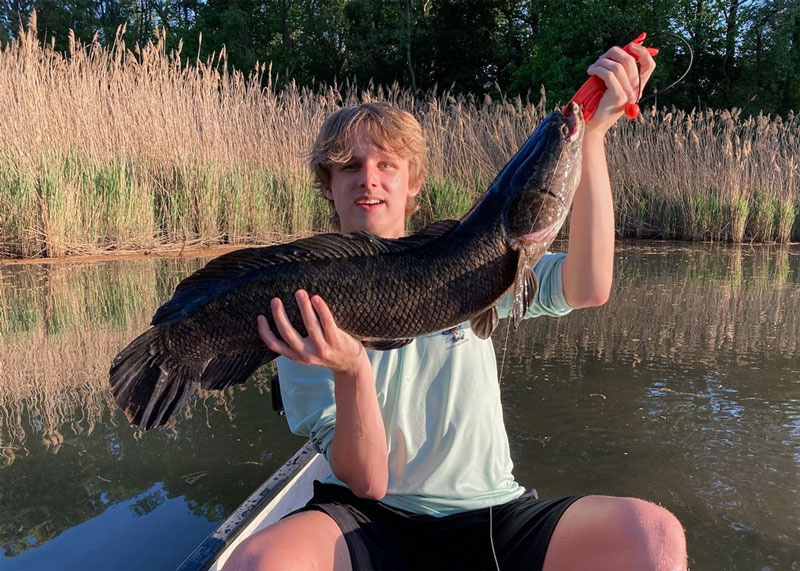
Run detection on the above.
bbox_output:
[0,17,798,259]
[611,108,800,243]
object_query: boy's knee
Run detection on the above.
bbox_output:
[604,497,687,567]
[224,535,275,569]
[629,498,685,554]
[547,495,686,570]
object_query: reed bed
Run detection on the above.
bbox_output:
[0,22,799,259]
[610,109,800,243]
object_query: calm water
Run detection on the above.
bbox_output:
[1,243,798,569]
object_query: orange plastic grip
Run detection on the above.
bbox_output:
[565,32,658,121]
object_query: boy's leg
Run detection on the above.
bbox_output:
[543,495,687,570]
[224,510,351,571]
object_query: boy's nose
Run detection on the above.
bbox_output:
[360,163,379,188]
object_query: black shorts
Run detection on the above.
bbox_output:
[291,481,582,570]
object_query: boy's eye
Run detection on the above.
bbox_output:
[379,161,394,169]
[341,163,358,171]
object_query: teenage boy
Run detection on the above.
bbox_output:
[226,44,686,570]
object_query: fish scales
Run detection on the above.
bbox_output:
[109,105,585,429]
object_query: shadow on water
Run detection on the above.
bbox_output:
[0,242,799,568]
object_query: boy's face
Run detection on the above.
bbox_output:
[323,132,420,239]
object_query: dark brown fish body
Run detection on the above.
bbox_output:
[110,104,585,429]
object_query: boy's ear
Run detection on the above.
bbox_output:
[322,185,334,200]
[408,182,422,198]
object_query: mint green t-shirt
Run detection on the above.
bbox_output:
[278,252,572,516]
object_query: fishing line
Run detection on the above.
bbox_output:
[489,316,514,571]
[488,125,566,571]
[635,31,694,106]
[488,32,693,571]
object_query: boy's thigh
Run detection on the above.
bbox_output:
[224,510,351,571]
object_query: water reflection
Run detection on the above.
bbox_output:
[500,243,800,569]
[0,256,306,566]
[1,242,799,569]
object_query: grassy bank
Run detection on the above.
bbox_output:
[0,23,798,259]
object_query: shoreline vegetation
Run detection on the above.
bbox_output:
[1,23,799,261]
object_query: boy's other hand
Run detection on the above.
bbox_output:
[585,42,656,137]
[257,289,366,376]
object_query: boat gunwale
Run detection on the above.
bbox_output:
[178,442,318,571]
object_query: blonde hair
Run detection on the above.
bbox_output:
[309,103,428,226]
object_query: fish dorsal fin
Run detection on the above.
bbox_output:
[362,338,414,350]
[471,306,499,339]
[398,219,460,245]
[511,247,540,329]
[152,220,460,326]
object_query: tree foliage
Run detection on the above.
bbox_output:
[1,0,798,114]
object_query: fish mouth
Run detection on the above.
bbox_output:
[562,102,583,143]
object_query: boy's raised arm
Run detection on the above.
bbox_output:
[562,43,656,308]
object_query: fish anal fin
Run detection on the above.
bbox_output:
[362,338,414,351]
[512,248,540,330]
[471,306,499,339]
[200,350,276,391]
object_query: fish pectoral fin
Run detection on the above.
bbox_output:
[512,248,540,330]
[200,350,275,391]
[471,306,499,339]
[362,338,414,351]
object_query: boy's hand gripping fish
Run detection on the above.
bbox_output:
[110,104,585,430]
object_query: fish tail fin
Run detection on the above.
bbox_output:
[199,350,275,391]
[109,327,202,430]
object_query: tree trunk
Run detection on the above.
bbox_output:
[723,0,739,103]
[405,0,417,92]
[782,10,800,110]
[279,0,294,78]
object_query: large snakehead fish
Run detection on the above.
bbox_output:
[110,103,585,429]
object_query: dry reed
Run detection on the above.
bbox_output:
[0,18,798,260]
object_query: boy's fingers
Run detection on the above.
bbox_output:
[602,46,639,101]
[270,297,305,353]
[587,64,628,107]
[295,290,324,344]
[257,314,299,360]
[591,59,635,102]
[629,42,657,87]
[311,295,342,341]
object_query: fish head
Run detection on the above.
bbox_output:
[505,102,584,247]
